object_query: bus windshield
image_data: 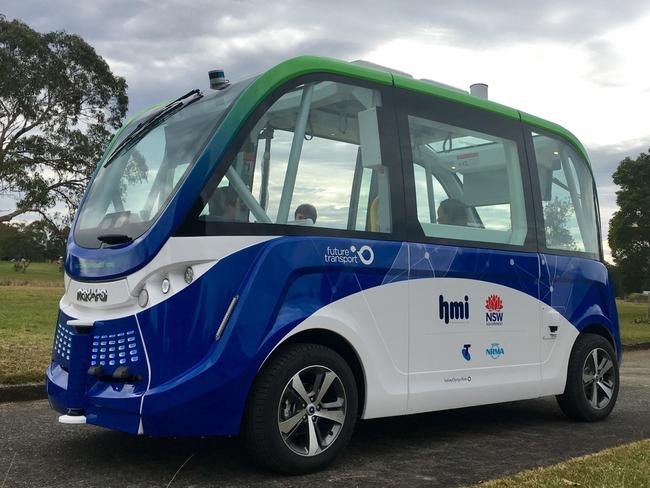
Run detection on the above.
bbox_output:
[74,77,254,248]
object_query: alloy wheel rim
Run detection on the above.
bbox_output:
[277,365,347,457]
[582,347,615,410]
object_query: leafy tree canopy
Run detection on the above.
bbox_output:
[0,15,128,223]
[608,149,650,293]
[0,219,67,261]
[543,197,577,251]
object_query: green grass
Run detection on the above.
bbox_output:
[617,299,650,344]
[0,260,64,286]
[0,286,62,384]
[468,439,650,487]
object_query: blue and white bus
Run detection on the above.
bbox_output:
[47,56,620,473]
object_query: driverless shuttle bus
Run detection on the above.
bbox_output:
[48,56,620,473]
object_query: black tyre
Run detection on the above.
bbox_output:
[243,343,358,474]
[556,333,619,422]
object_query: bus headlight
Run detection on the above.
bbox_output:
[138,288,149,308]
[161,278,171,294]
[184,266,194,284]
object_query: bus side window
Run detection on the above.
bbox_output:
[531,133,599,255]
[406,114,528,246]
[198,80,391,233]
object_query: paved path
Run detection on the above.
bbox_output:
[1,350,649,487]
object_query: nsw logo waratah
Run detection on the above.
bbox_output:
[485,294,504,325]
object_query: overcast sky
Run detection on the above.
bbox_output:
[3,0,650,260]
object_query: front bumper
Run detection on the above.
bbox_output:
[46,309,257,438]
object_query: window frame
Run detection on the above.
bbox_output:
[394,87,539,253]
[176,73,408,242]
[523,125,603,261]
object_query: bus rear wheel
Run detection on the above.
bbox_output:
[243,343,358,474]
[556,333,619,422]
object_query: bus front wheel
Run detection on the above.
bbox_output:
[243,343,358,474]
[556,333,619,422]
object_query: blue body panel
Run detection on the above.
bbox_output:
[48,235,619,436]
[539,253,621,361]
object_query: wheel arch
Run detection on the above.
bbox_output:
[256,328,367,418]
[579,323,617,357]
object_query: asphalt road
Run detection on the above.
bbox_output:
[1,350,649,488]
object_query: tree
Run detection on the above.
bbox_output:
[0,15,128,223]
[0,218,68,260]
[608,149,650,294]
[543,197,577,250]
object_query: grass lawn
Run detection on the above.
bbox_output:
[468,439,650,487]
[0,286,62,384]
[0,260,64,286]
[616,299,650,344]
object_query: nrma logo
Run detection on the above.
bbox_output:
[485,294,504,325]
[439,295,470,324]
[486,343,505,359]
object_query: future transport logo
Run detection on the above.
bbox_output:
[485,294,504,325]
[324,245,374,265]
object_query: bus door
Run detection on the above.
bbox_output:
[395,92,542,414]
[527,129,606,396]
[191,77,411,416]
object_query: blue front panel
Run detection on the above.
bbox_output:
[47,312,150,434]
[539,253,621,359]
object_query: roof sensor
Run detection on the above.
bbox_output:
[209,68,228,89]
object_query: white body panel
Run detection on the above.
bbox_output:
[408,279,541,413]
[283,278,579,419]
[286,281,410,419]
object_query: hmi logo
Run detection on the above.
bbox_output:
[439,295,470,324]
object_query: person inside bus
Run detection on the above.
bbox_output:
[294,203,317,225]
[437,198,468,227]
[208,186,239,221]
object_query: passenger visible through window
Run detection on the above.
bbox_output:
[407,115,528,245]
[199,81,391,233]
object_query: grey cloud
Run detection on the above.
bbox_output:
[4,0,650,113]
[585,139,649,246]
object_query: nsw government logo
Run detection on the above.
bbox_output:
[485,294,504,325]
[486,342,505,359]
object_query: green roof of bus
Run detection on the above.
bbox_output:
[241,55,590,165]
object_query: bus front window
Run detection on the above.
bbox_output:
[74,78,254,248]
